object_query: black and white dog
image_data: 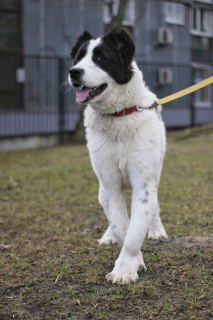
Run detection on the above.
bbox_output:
[69,28,167,284]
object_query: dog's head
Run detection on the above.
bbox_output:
[69,28,135,105]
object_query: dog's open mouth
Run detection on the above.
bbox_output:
[76,84,108,103]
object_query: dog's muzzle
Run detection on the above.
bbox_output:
[69,67,84,88]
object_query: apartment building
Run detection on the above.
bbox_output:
[0,0,212,144]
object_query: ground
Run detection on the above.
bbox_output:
[0,125,213,320]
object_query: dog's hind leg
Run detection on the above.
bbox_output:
[148,203,168,240]
[148,161,168,240]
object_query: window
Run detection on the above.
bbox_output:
[103,0,135,27]
[122,0,135,26]
[164,2,185,25]
[192,64,212,107]
[191,36,211,63]
[191,8,212,36]
[0,0,22,52]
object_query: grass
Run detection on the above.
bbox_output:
[0,124,213,319]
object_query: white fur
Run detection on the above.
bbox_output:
[73,41,168,284]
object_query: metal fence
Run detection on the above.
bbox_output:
[0,54,213,139]
[0,53,81,139]
[138,62,213,128]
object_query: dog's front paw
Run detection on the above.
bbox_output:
[106,271,138,284]
[106,251,146,284]
[98,226,116,245]
[98,236,116,245]
[148,229,168,240]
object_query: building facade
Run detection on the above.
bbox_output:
[134,0,213,125]
[0,0,212,141]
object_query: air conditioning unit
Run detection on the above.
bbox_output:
[155,28,173,46]
[157,68,173,85]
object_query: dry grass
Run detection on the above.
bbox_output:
[0,124,213,319]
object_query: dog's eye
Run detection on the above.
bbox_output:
[93,50,105,63]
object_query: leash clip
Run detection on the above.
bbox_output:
[151,101,158,109]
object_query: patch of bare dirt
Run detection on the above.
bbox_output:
[171,236,213,248]
[144,236,213,252]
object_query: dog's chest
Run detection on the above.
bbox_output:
[117,144,130,187]
[90,134,132,187]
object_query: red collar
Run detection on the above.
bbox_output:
[111,106,137,117]
[111,102,158,117]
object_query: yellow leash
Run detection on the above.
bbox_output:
[155,76,213,106]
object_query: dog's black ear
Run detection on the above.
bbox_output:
[103,28,135,63]
[70,31,94,60]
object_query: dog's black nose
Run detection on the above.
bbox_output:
[69,67,84,79]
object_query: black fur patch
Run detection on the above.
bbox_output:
[70,31,93,61]
[99,28,135,84]
[73,42,89,66]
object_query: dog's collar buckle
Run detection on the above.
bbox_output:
[136,101,158,111]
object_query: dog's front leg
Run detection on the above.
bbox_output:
[98,185,129,247]
[106,179,157,284]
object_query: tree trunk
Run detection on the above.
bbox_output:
[104,0,130,33]
[104,0,149,34]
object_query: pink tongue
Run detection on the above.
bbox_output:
[76,88,90,103]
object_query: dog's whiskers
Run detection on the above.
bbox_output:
[60,79,72,94]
